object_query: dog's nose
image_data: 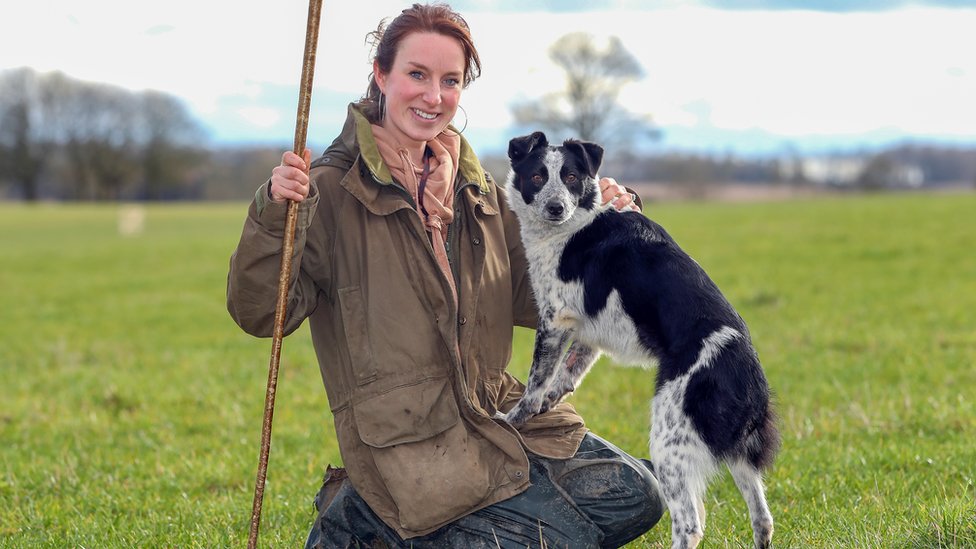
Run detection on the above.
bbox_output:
[546,202,564,217]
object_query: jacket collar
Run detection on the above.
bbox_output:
[322,103,491,195]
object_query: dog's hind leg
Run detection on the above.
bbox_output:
[728,460,773,549]
[651,380,720,549]
[504,324,570,426]
[539,341,599,413]
[651,449,709,549]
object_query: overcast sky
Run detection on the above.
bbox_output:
[3,0,975,155]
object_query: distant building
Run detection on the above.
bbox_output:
[779,155,925,187]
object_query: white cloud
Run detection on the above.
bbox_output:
[3,1,975,149]
[463,6,976,140]
[615,7,976,137]
[235,106,282,129]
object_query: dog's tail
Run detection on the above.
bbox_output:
[746,400,781,472]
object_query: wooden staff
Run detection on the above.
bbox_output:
[247,1,323,547]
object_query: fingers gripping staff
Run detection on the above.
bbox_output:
[247,1,322,547]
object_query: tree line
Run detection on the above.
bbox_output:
[0,68,207,201]
[3,59,974,203]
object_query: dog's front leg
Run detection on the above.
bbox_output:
[539,341,600,413]
[504,323,569,427]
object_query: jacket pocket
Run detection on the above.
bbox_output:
[337,286,377,385]
[354,377,491,531]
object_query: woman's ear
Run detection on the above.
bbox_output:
[373,60,386,93]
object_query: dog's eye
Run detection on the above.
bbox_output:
[565,174,578,183]
[531,174,545,186]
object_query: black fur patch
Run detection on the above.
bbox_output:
[557,210,778,465]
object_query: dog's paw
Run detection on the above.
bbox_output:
[539,390,560,414]
[538,399,553,414]
[542,381,574,409]
[502,407,531,428]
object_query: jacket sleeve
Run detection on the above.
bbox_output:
[496,183,538,330]
[226,179,324,337]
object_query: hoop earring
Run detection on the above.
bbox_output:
[451,104,468,134]
[378,93,387,122]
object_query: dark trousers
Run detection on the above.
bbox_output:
[305,433,664,549]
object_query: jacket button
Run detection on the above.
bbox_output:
[460,316,467,325]
[472,237,481,245]
[515,470,524,479]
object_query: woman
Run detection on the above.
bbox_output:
[227,4,662,548]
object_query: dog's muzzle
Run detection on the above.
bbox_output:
[544,200,568,222]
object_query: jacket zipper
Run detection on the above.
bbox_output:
[446,181,477,405]
[445,181,475,289]
[371,161,480,411]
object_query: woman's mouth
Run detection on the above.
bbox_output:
[412,108,438,121]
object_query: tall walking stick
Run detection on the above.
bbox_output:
[247,1,323,547]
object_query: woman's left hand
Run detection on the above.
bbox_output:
[599,177,641,212]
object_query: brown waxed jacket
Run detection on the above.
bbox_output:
[227,104,587,539]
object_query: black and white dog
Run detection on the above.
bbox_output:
[502,132,780,549]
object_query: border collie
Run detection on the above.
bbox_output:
[502,132,780,549]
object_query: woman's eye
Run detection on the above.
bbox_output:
[444,78,460,87]
[409,71,424,80]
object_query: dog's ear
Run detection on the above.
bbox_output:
[563,139,604,177]
[508,131,549,163]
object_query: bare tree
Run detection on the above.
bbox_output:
[138,90,207,199]
[2,68,209,201]
[56,81,141,200]
[0,68,46,200]
[512,33,655,147]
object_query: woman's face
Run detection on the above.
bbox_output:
[374,32,465,149]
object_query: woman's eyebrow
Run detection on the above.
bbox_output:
[405,61,462,77]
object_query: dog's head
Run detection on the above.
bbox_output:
[506,131,604,225]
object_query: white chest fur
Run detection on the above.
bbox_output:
[521,229,652,367]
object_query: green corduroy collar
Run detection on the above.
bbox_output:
[349,104,490,195]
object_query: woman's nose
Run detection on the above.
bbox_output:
[422,82,441,105]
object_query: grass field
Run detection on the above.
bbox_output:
[1,192,974,548]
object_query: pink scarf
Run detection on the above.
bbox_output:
[371,125,461,304]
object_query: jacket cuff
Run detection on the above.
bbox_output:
[253,180,320,233]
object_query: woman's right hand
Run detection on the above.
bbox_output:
[269,148,312,203]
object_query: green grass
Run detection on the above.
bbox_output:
[1,193,974,547]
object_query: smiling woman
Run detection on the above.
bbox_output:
[372,32,465,165]
[225,3,662,548]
